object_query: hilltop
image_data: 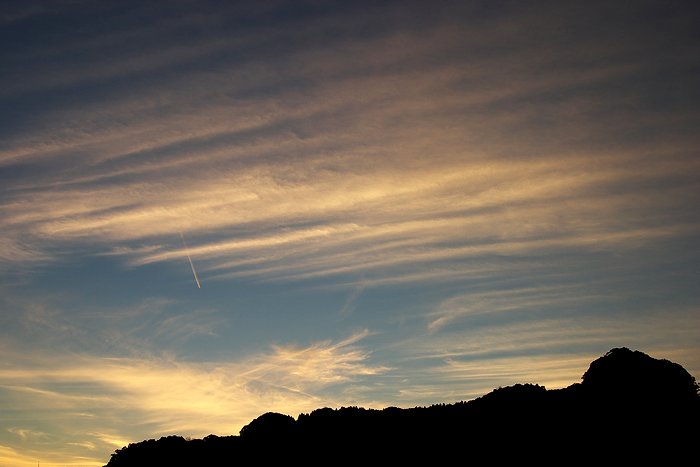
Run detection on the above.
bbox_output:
[105,348,699,465]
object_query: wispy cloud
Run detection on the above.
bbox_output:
[339,279,367,316]
[4,148,695,283]
[6,427,49,441]
[427,284,609,331]
[382,308,700,406]
[1,1,698,465]
[0,443,91,467]
[0,329,385,464]
[1,0,697,282]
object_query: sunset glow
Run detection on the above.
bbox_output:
[1,1,699,465]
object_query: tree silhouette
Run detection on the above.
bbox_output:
[105,347,699,466]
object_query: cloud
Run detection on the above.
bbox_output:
[1,0,698,282]
[1,296,222,361]
[0,444,77,467]
[339,279,367,316]
[0,237,49,265]
[4,144,695,284]
[0,330,386,463]
[1,1,698,465]
[7,427,48,441]
[382,308,700,406]
[426,284,610,331]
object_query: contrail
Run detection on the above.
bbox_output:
[180,232,201,289]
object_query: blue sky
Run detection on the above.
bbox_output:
[1,1,699,465]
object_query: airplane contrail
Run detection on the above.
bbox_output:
[180,232,201,289]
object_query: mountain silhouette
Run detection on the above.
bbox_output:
[105,348,699,465]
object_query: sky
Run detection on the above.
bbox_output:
[1,0,699,464]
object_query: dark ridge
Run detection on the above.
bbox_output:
[105,348,699,465]
[581,347,699,399]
